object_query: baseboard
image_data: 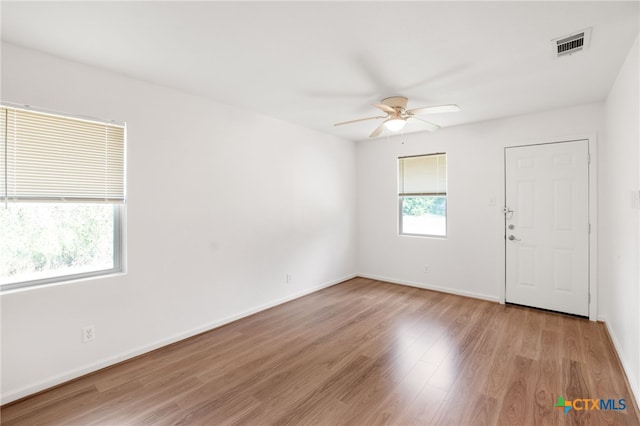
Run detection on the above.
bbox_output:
[357,273,500,303]
[602,320,640,415]
[1,273,356,405]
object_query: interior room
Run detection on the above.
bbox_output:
[1,1,639,424]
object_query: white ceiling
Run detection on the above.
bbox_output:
[2,1,639,141]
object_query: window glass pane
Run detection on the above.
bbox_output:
[401,196,446,236]
[0,203,114,285]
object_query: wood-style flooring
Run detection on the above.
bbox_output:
[2,277,638,425]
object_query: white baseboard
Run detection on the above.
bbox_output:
[357,273,500,303]
[1,273,356,405]
[602,320,640,412]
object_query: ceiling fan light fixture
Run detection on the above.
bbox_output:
[334,97,459,138]
[384,117,406,132]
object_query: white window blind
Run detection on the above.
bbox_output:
[1,106,125,203]
[398,153,447,195]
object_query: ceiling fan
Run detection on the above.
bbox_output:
[334,96,460,138]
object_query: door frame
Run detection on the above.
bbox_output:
[498,134,598,321]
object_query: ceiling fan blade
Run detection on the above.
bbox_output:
[407,104,460,116]
[334,115,385,126]
[373,103,396,114]
[410,117,440,132]
[369,121,386,138]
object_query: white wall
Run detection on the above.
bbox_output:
[356,103,605,301]
[602,34,640,405]
[0,43,357,403]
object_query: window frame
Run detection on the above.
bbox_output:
[398,153,448,238]
[0,103,126,292]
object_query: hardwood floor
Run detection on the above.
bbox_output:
[2,277,638,425]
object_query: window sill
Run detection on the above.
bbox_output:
[0,270,127,294]
[399,233,447,239]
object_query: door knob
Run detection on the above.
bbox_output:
[508,235,521,241]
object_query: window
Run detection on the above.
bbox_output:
[1,105,125,290]
[398,153,447,237]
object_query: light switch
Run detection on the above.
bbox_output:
[632,190,640,210]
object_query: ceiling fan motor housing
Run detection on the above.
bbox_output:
[381,96,408,111]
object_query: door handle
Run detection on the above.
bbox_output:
[508,235,521,241]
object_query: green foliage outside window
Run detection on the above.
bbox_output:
[402,196,446,216]
[0,204,113,281]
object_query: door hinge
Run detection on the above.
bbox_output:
[589,223,591,234]
[589,292,591,304]
[587,153,591,164]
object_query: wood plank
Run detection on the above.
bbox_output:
[1,278,638,425]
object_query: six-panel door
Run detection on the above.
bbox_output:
[505,140,589,316]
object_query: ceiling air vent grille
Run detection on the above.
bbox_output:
[557,33,584,55]
[553,28,591,57]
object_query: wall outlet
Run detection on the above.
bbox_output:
[286,274,292,284]
[82,325,95,343]
[423,265,429,273]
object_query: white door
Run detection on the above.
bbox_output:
[505,140,589,316]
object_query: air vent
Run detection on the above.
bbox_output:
[553,27,591,57]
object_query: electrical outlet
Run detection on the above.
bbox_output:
[423,265,429,273]
[286,274,292,284]
[82,325,95,343]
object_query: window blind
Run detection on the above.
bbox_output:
[398,153,446,195]
[1,106,125,203]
